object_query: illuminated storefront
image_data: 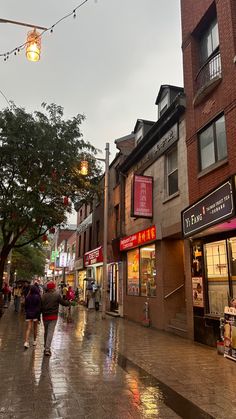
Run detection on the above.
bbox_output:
[182,177,236,346]
[120,226,157,298]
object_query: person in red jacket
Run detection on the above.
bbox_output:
[2,283,10,308]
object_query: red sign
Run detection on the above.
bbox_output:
[132,175,153,218]
[120,226,156,251]
[84,246,103,266]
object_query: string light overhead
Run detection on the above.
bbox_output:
[0,0,92,62]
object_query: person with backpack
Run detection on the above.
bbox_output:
[24,285,41,349]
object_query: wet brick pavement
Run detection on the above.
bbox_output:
[0,303,236,418]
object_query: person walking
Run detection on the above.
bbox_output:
[13,284,22,312]
[2,283,10,308]
[41,281,70,356]
[24,285,41,349]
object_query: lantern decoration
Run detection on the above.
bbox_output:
[42,234,48,242]
[63,196,69,206]
[80,160,88,176]
[49,227,55,234]
[26,29,41,62]
[51,169,57,180]
[39,184,45,192]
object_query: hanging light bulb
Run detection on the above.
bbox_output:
[80,160,88,176]
[26,28,41,62]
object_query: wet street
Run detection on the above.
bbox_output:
[0,305,236,419]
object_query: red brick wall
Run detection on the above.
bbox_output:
[181,0,236,203]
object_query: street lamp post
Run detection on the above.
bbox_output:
[101,143,109,319]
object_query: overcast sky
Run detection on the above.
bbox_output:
[0,0,183,160]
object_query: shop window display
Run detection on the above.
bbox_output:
[127,245,156,297]
[140,245,156,297]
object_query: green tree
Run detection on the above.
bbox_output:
[0,103,101,288]
[11,243,46,282]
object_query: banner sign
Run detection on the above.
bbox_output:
[182,180,234,238]
[132,175,153,218]
[59,252,68,268]
[224,306,236,362]
[192,277,204,307]
[120,226,156,251]
[84,246,103,266]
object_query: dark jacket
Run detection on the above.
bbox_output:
[25,285,41,320]
[41,290,69,318]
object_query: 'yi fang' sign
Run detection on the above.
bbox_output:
[182,180,235,237]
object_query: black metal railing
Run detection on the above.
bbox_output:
[196,52,221,91]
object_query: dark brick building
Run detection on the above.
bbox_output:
[181,0,236,347]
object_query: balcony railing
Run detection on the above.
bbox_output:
[196,52,222,92]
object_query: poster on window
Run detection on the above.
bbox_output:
[127,248,140,296]
[192,277,204,307]
[224,306,236,361]
[131,175,153,218]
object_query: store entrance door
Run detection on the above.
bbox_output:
[109,264,118,312]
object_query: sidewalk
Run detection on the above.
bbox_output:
[0,303,235,419]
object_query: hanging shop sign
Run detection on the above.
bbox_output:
[131,175,153,218]
[120,226,156,251]
[84,246,103,266]
[182,179,234,238]
[59,252,68,268]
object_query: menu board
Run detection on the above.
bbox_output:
[224,306,236,361]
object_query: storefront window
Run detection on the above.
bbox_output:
[127,248,140,296]
[228,238,236,299]
[205,240,229,315]
[140,245,156,297]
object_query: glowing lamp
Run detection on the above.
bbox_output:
[26,29,41,62]
[80,160,88,176]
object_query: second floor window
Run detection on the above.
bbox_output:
[199,115,227,171]
[200,19,219,65]
[166,146,178,196]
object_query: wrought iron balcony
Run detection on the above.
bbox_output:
[194,52,222,105]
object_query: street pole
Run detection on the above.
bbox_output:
[101,143,109,319]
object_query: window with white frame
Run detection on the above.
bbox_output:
[199,115,227,171]
[200,19,219,65]
[166,146,178,196]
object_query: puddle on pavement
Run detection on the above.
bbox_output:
[103,348,215,419]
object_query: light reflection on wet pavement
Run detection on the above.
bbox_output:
[0,304,231,418]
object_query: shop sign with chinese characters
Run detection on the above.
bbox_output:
[120,226,156,251]
[131,175,153,218]
[182,180,234,238]
[84,246,103,266]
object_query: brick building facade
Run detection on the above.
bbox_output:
[181,0,236,346]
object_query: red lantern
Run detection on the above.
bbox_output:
[51,170,57,180]
[63,196,69,206]
[49,227,55,234]
[39,184,45,192]
[42,234,48,242]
